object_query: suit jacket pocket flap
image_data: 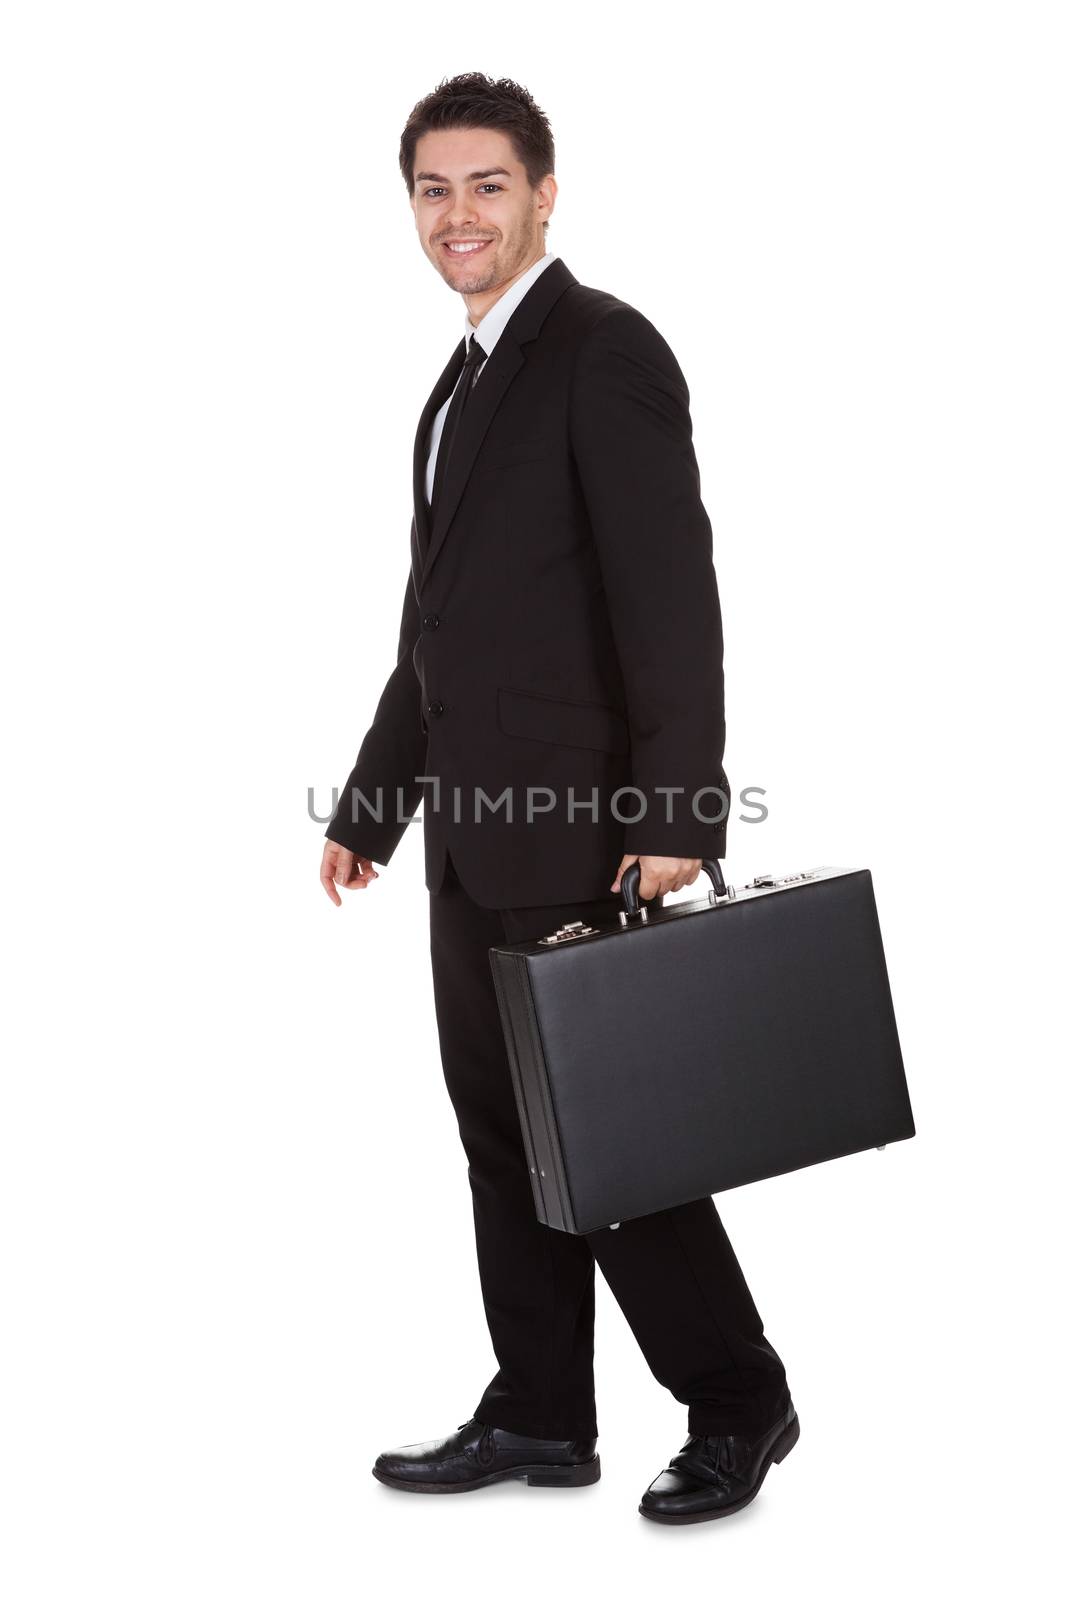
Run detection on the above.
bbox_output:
[497,687,630,755]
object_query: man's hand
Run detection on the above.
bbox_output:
[610,854,702,901]
[320,842,379,906]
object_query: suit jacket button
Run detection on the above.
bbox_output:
[422,612,440,631]
[427,699,444,717]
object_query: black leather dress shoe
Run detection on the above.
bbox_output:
[639,1403,799,1524]
[372,1416,601,1493]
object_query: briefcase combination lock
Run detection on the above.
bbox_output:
[749,871,817,889]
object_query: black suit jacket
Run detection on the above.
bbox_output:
[325,256,729,907]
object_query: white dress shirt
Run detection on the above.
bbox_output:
[424,250,556,506]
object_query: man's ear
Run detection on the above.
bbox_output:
[536,174,557,228]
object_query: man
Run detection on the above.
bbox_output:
[320,72,797,1524]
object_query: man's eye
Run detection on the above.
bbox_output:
[479,184,501,194]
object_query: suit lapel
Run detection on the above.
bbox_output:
[411,336,466,579]
[415,256,578,589]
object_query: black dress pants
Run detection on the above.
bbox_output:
[428,849,791,1442]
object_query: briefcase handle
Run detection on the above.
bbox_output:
[619,858,734,922]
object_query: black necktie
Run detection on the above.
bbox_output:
[431,337,486,511]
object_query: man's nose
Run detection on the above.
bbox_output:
[445,196,482,230]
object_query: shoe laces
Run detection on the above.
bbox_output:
[675,1432,739,1487]
[704,1435,737,1479]
[457,1417,496,1465]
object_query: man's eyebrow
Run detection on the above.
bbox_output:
[414,168,512,184]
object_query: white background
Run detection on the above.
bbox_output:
[2,2,1063,1594]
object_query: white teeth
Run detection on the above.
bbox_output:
[446,241,488,252]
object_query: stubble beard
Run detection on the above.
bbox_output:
[439,216,541,296]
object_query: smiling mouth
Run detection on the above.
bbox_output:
[442,239,493,257]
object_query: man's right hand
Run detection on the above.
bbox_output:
[320,841,378,906]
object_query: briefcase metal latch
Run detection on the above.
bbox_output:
[538,920,599,945]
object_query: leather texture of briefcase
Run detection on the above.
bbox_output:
[489,862,915,1235]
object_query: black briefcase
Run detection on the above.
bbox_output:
[489,862,914,1235]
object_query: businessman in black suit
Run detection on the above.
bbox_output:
[320,73,797,1523]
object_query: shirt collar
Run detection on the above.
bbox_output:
[464,250,556,359]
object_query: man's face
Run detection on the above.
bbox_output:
[410,127,556,296]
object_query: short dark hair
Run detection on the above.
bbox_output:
[399,72,555,203]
